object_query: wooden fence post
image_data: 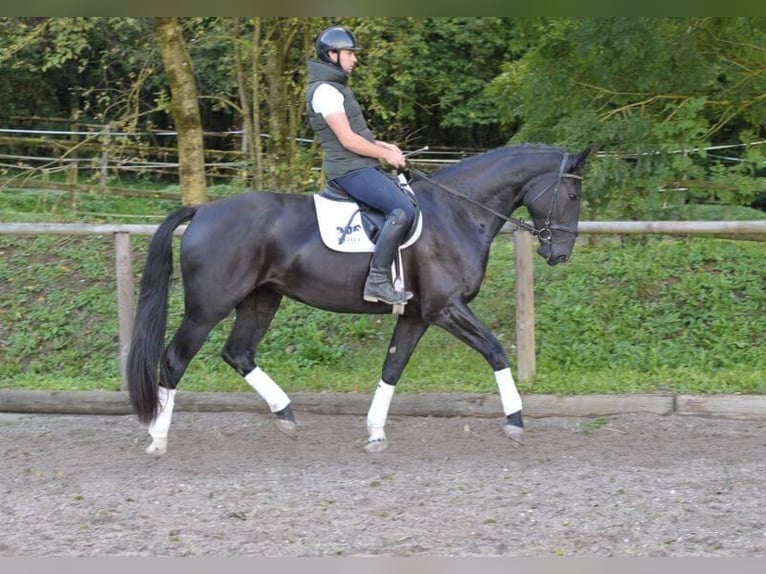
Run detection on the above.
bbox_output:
[114,232,134,391]
[513,228,536,384]
[100,125,110,191]
[67,163,78,210]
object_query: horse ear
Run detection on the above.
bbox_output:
[568,144,596,174]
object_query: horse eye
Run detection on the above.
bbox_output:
[568,193,578,200]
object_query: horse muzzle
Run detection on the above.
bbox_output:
[537,243,572,266]
[536,224,577,266]
[548,253,570,266]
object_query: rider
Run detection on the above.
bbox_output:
[306,25,416,305]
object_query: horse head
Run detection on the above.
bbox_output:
[522,144,594,265]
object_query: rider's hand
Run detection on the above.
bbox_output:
[382,146,406,170]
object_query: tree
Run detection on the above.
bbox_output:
[183,17,322,192]
[488,17,766,217]
[3,16,763,216]
[155,17,207,206]
[342,17,520,149]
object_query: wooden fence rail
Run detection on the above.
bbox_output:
[2,220,765,390]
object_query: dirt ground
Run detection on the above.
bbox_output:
[1,409,765,557]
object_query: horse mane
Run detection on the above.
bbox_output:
[429,143,565,178]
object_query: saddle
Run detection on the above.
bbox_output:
[312,178,422,315]
[312,179,423,254]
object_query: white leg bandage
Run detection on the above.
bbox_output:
[367,380,396,441]
[495,368,522,415]
[148,386,176,439]
[245,367,290,413]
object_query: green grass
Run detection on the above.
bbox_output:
[1,185,765,395]
[531,236,766,394]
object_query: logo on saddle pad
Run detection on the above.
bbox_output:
[313,194,422,254]
[337,223,362,237]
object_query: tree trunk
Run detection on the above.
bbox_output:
[264,21,288,188]
[251,18,264,190]
[155,17,207,206]
[232,18,255,188]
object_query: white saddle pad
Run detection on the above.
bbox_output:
[313,194,423,253]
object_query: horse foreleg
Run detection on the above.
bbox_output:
[365,380,396,452]
[146,385,176,455]
[495,367,524,444]
[365,316,429,453]
[435,300,524,445]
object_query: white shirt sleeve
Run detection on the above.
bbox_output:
[311,83,345,118]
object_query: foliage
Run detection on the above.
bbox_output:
[0,18,159,126]
[487,17,766,216]
[0,17,764,214]
[346,17,518,148]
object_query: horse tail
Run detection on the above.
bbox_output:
[127,205,197,424]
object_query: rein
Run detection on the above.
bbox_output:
[409,152,583,241]
[408,167,538,235]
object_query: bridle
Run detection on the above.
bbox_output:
[408,152,583,243]
[522,152,583,244]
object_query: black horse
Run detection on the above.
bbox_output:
[127,143,593,454]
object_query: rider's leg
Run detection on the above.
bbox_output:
[332,168,416,304]
[363,208,413,304]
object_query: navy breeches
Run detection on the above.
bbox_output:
[333,167,416,227]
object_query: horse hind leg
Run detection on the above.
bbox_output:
[221,288,297,438]
[146,385,175,454]
[146,317,218,455]
[245,368,297,438]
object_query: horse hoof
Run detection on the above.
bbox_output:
[146,437,168,455]
[364,438,388,453]
[502,424,524,445]
[274,418,298,439]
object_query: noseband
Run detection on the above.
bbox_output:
[524,153,583,245]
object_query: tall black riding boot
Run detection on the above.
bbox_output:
[363,209,413,305]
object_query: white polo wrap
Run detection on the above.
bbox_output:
[367,380,396,436]
[245,367,291,413]
[495,368,522,415]
[148,386,176,439]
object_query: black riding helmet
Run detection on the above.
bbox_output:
[316,26,361,64]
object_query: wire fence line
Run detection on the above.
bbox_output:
[3,123,764,192]
[2,126,765,212]
[0,125,468,189]
[3,125,765,159]
[2,123,764,220]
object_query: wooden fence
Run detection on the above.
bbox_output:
[1,220,765,390]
